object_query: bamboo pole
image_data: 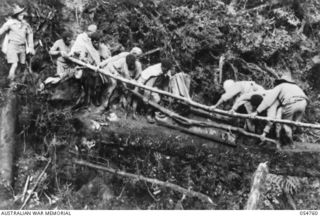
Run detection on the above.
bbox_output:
[245,162,269,210]
[74,159,215,205]
[66,56,320,129]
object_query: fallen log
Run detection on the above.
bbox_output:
[129,89,280,147]
[72,110,320,180]
[72,111,230,157]
[66,56,320,130]
[281,142,320,153]
[0,89,17,208]
[74,89,320,153]
[73,159,215,205]
[157,119,236,147]
[189,106,233,124]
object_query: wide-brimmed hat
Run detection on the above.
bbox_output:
[87,24,97,33]
[130,47,143,56]
[274,74,295,86]
[12,5,26,16]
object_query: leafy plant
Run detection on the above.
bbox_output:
[267,173,301,195]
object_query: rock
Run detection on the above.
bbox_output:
[76,176,115,202]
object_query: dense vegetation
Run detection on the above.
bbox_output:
[1,0,320,210]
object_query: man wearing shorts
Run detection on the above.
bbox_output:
[0,5,35,82]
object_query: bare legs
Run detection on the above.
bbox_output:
[95,78,117,114]
[8,62,18,81]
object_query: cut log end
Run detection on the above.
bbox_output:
[245,162,269,210]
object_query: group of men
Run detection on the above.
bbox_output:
[0,5,175,122]
[0,5,309,146]
[45,24,174,122]
[210,76,308,146]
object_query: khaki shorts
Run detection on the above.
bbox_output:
[6,42,26,64]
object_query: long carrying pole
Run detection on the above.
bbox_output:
[66,56,320,129]
[128,89,279,146]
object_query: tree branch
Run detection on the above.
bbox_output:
[129,89,280,147]
[233,57,279,79]
[219,54,226,84]
[66,56,320,130]
[237,1,281,16]
[20,159,52,210]
[260,61,280,79]
[73,159,215,205]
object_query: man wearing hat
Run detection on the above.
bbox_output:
[0,5,35,81]
[210,79,265,110]
[250,75,308,146]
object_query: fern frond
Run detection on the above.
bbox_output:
[266,174,301,195]
[283,176,300,195]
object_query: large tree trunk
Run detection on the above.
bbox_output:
[71,111,233,155]
[0,89,17,208]
[72,109,320,179]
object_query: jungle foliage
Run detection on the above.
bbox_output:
[1,0,320,210]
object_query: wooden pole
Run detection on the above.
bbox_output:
[66,56,320,129]
[129,89,280,146]
[139,48,161,58]
[245,162,269,210]
[74,159,215,205]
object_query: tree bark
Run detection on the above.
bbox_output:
[0,89,17,208]
[245,162,269,210]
